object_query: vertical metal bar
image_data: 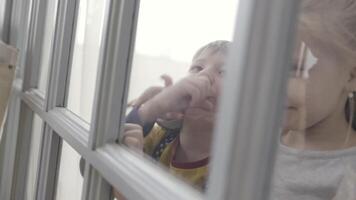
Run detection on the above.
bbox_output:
[0,0,13,42]
[36,0,78,199]
[0,0,33,199]
[207,0,300,200]
[84,0,139,199]
[88,0,139,148]
[36,127,61,200]
[9,0,33,80]
[82,164,112,200]
[10,103,34,200]
[44,0,77,110]
[0,91,22,200]
[22,0,50,91]
[61,0,80,108]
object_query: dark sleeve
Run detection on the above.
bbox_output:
[125,107,155,137]
[79,107,155,177]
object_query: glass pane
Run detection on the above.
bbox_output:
[55,140,83,200]
[116,0,238,195]
[25,114,44,200]
[271,1,356,200]
[38,0,58,93]
[66,0,109,122]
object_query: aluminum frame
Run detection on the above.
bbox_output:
[0,0,34,199]
[0,0,13,42]
[207,0,300,199]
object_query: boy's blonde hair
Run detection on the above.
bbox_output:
[300,0,356,62]
[192,40,231,61]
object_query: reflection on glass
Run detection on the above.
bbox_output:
[55,141,83,200]
[25,115,43,200]
[67,0,108,122]
[272,1,356,200]
[116,0,238,195]
[38,0,58,93]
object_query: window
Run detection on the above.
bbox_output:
[25,114,43,200]
[0,0,303,199]
[55,140,83,200]
[120,0,238,192]
[128,0,238,101]
[37,0,58,93]
[66,0,109,122]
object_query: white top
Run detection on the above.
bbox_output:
[271,143,356,200]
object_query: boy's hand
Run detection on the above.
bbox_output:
[128,74,184,122]
[128,74,173,107]
[121,123,144,151]
[114,124,145,200]
[139,67,217,123]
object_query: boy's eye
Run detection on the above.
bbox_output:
[219,69,225,75]
[190,65,204,73]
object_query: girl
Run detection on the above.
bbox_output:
[272,0,356,199]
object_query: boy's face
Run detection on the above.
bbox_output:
[284,32,351,132]
[183,49,226,124]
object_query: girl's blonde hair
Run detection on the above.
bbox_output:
[300,0,356,62]
[301,0,356,132]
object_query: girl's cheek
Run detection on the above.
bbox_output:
[287,78,307,108]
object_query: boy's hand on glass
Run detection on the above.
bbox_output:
[121,123,144,151]
[114,124,145,200]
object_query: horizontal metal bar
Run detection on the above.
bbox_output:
[92,144,203,200]
[22,90,203,200]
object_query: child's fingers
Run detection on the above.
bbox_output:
[123,137,142,149]
[181,76,212,106]
[184,83,203,106]
[164,112,184,120]
[122,129,143,143]
[190,76,214,105]
[122,130,144,149]
[124,123,143,132]
[123,128,143,139]
[130,75,172,107]
[160,74,173,87]
[156,118,183,130]
[127,99,137,107]
[133,86,163,107]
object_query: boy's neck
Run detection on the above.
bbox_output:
[283,107,356,151]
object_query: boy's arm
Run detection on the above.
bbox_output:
[125,106,155,137]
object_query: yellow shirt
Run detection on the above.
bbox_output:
[144,125,209,190]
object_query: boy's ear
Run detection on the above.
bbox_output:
[346,66,356,91]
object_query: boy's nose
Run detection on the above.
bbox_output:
[198,66,221,97]
[199,65,220,81]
